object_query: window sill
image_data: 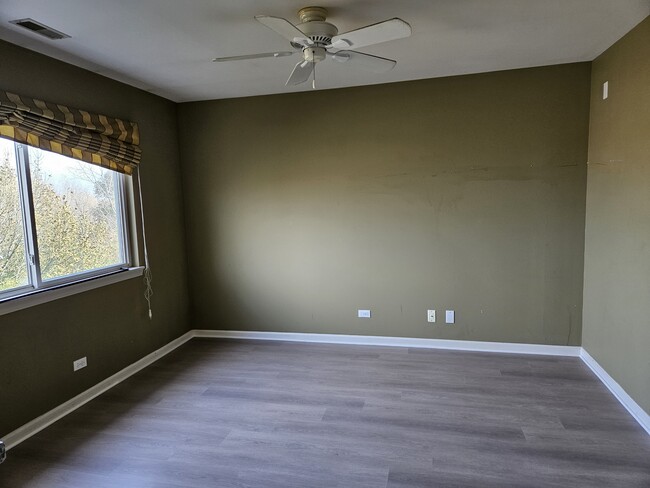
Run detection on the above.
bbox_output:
[0,267,144,317]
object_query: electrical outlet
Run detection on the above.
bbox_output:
[603,81,609,100]
[73,357,87,371]
[427,310,436,323]
[357,309,371,318]
[445,310,455,324]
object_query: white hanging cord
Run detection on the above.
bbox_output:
[136,168,153,320]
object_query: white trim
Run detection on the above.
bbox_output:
[193,330,582,356]
[4,331,648,452]
[2,330,194,450]
[0,267,144,317]
[40,264,131,289]
[580,348,650,435]
[194,331,647,435]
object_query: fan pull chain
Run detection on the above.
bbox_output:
[312,58,316,89]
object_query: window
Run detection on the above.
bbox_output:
[0,139,131,299]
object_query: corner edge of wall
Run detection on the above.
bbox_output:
[580,347,650,435]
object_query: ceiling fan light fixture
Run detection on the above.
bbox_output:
[303,46,326,63]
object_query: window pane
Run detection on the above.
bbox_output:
[0,139,30,292]
[29,148,124,281]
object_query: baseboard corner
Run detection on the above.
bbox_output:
[579,347,650,435]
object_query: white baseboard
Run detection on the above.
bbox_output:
[193,329,582,357]
[3,330,647,451]
[3,330,194,450]
[580,348,650,435]
[194,330,647,435]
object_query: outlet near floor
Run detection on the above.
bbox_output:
[73,357,87,371]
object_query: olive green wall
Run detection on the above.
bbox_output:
[0,40,190,436]
[583,17,650,414]
[178,63,591,345]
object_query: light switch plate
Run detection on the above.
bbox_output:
[357,309,371,318]
[445,310,455,324]
[427,310,436,323]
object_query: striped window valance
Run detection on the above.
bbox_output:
[0,90,141,175]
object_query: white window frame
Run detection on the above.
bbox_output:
[0,141,137,304]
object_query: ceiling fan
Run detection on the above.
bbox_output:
[213,6,412,88]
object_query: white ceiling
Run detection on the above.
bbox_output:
[0,1,648,102]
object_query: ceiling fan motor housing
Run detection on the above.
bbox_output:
[298,21,338,44]
[296,6,338,59]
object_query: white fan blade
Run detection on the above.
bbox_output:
[213,51,295,62]
[255,15,312,46]
[328,18,411,50]
[286,60,314,86]
[330,50,396,73]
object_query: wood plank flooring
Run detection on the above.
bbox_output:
[2,338,649,487]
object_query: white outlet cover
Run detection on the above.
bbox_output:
[427,310,436,323]
[445,310,455,324]
[603,81,609,99]
[358,309,371,318]
[73,357,88,371]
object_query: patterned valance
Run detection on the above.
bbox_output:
[0,90,141,175]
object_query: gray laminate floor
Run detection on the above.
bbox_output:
[2,338,649,487]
